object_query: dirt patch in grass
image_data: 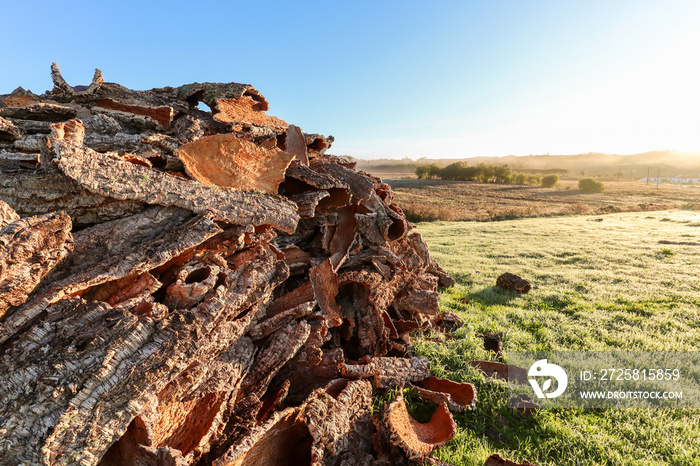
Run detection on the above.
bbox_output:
[387,179,700,222]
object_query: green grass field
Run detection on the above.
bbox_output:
[412,210,700,465]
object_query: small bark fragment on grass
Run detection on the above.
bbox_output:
[412,377,477,411]
[380,391,456,462]
[496,273,531,293]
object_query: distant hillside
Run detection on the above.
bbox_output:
[350,151,700,180]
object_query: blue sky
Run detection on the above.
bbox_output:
[2,0,699,158]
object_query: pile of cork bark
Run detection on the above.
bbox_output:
[0,64,484,466]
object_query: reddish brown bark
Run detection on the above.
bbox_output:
[0,65,461,466]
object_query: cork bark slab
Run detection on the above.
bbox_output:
[176,133,295,193]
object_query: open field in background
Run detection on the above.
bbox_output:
[355,150,700,181]
[410,211,700,465]
[388,179,700,222]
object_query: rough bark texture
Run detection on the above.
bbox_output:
[0,211,73,317]
[0,65,468,466]
[54,140,299,234]
[0,200,20,229]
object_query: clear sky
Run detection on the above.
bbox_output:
[1,0,699,159]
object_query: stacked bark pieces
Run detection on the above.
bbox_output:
[0,64,475,466]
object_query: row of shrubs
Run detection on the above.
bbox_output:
[415,162,606,192]
[415,162,560,187]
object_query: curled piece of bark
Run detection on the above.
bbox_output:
[176,133,295,192]
[175,82,258,109]
[304,133,334,155]
[280,245,311,275]
[274,347,345,405]
[394,275,440,316]
[411,377,477,411]
[164,254,226,309]
[0,211,73,317]
[83,271,162,307]
[342,356,431,389]
[393,319,422,336]
[469,361,528,385]
[267,282,315,316]
[433,311,463,333]
[51,62,103,96]
[381,391,456,461]
[329,205,358,270]
[1,88,41,107]
[54,140,299,233]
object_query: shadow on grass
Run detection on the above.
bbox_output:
[467,286,520,305]
[451,272,475,286]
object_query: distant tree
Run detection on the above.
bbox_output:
[440,162,468,180]
[427,163,442,179]
[578,178,605,193]
[541,174,559,188]
[527,174,542,185]
[492,165,513,183]
[415,165,430,179]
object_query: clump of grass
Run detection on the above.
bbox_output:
[659,248,674,257]
[578,177,605,193]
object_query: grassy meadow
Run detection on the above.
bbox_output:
[411,210,700,465]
